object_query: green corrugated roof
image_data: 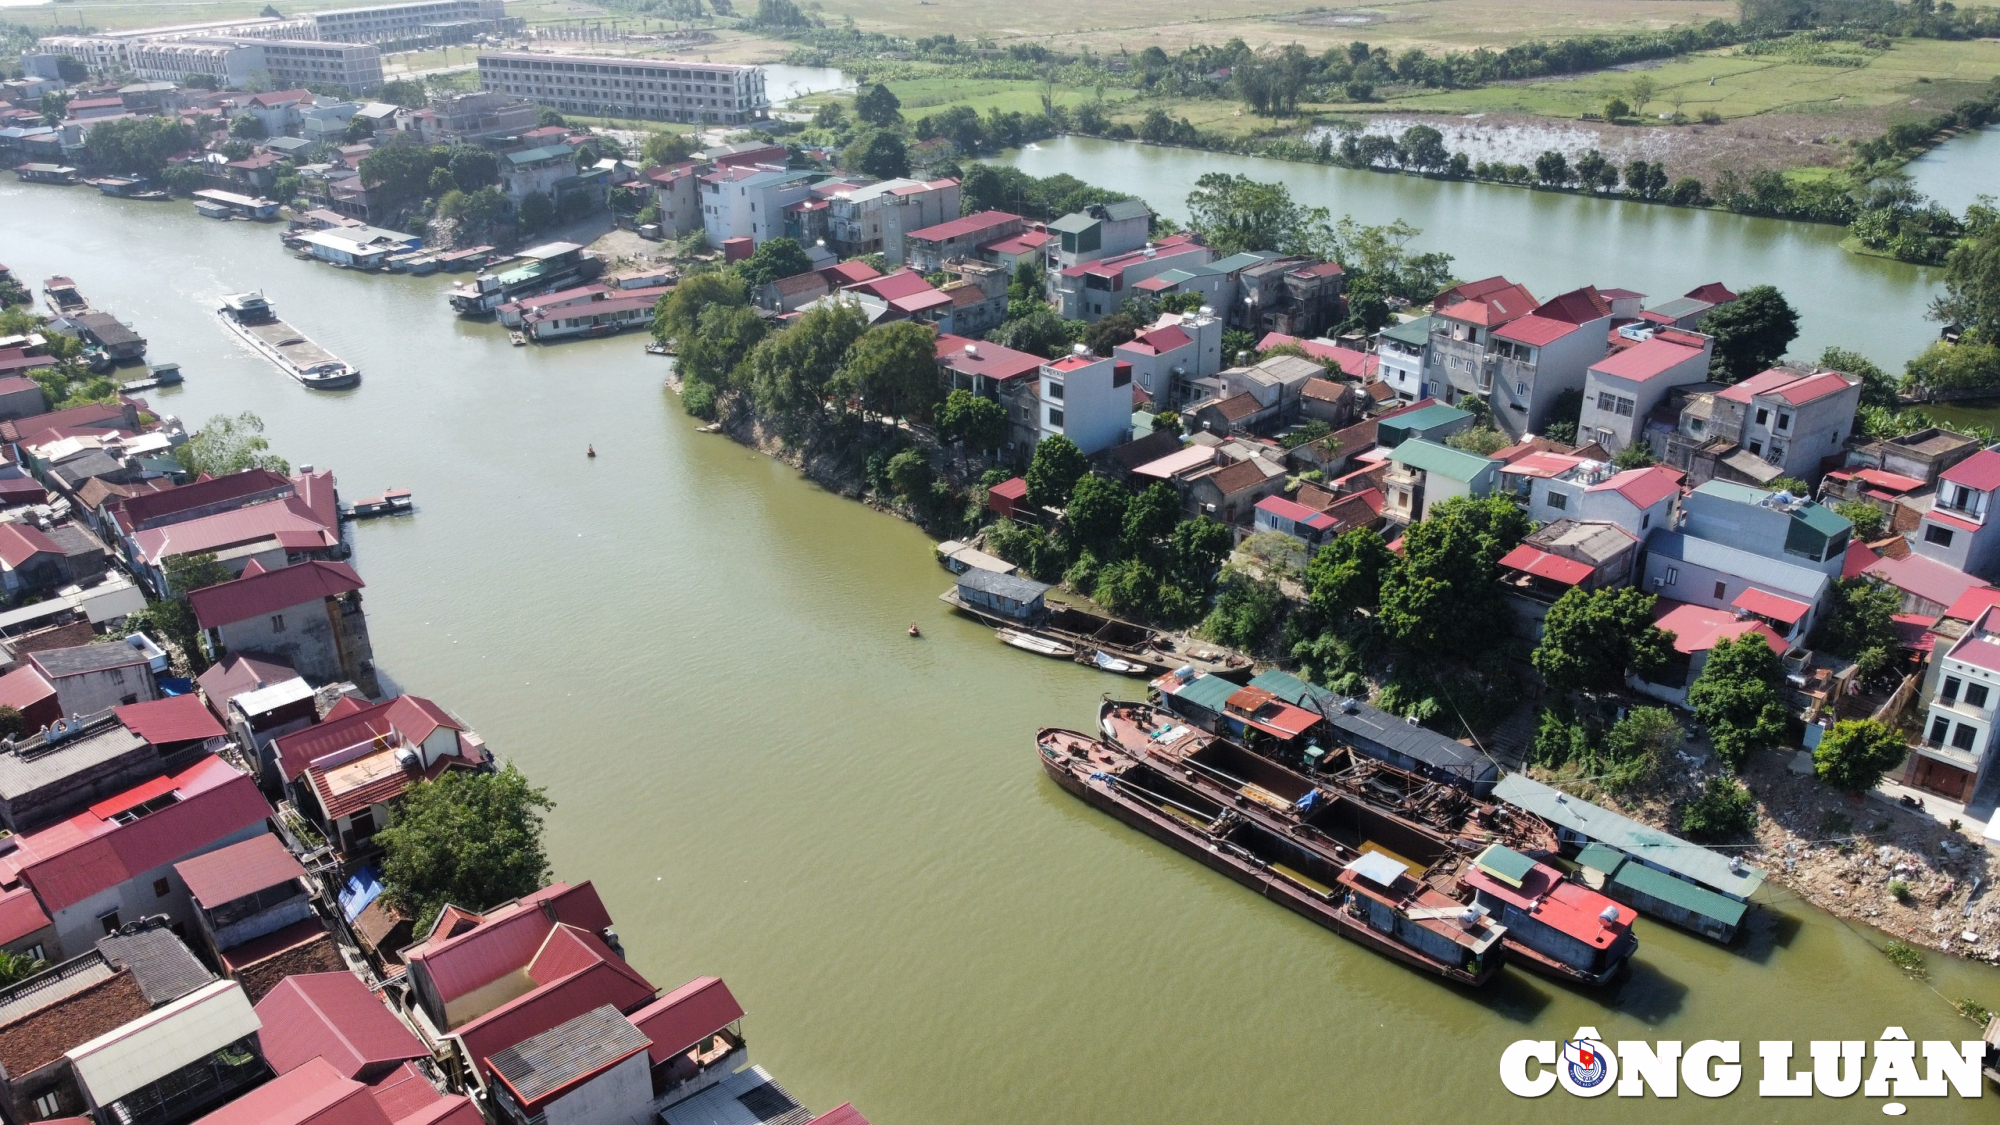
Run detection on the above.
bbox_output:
[1792,501,1850,538]
[1648,296,1712,320]
[1612,858,1749,927]
[1172,673,1241,713]
[1047,212,1097,234]
[1473,843,1538,887]
[1382,403,1472,433]
[1249,669,1315,706]
[506,143,574,165]
[1387,438,1496,482]
[1209,251,1281,273]
[1574,842,1627,875]
[1101,199,1152,222]
[1692,479,1769,505]
[1493,773,1765,899]
[1380,315,1433,346]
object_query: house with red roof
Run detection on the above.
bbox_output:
[1038,350,1135,456]
[0,520,67,599]
[1724,366,1863,483]
[1633,599,1788,704]
[174,833,321,985]
[1906,605,2000,801]
[395,883,761,1122]
[1426,276,1536,406]
[1048,234,1211,323]
[0,754,271,957]
[1482,287,1615,439]
[268,694,486,858]
[1497,519,1641,621]
[1113,312,1224,408]
[189,1053,481,1125]
[122,470,341,597]
[1641,526,1832,648]
[935,335,1043,455]
[189,559,378,695]
[254,971,430,1083]
[1576,330,1714,453]
[1913,448,2000,581]
[1527,462,1682,539]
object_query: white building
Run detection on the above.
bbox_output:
[824,176,958,263]
[1577,329,1714,452]
[1374,314,1432,402]
[1114,310,1223,408]
[311,0,514,46]
[478,51,767,125]
[1039,349,1133,456]
[1913,605,2000,801]
[700,164,814,248]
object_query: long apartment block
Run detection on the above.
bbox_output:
[476,51,767,125]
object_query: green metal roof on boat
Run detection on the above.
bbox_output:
[1171,673,1241,713]
[1494,773,1765,900]
[1609,857,1749,927]
[1380,315,1433,346]
[1249,669,1319,706]
[1573,842,1628,875]
[1472,843,1538,888]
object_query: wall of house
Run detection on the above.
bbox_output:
[1376,343,1424,402]
[47,822,269,958]
[203,890,313,954]
[1740,385,1860,482]
[1917,655,1997,790]
[1505,322,1608,438]
[51,664,158,717]
[544,1050,655,1125]
[1575,491,1664,538]
[215,594,376,692]
[1639,554,1819,641]
[1040,363,1131,457]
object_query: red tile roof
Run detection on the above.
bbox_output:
[456,955,657,1073]
[191,1056,390,1125]
[819,260,881,286]
[1498,543,1594,585]
[1866,552,1987,609]
[1852,467,1926,493]
[1716,367,1807,404]
[1732,587,1811,625]
[1433,276,1535,326]
[850,269,934,301]
[174,832,303,907]
[809,1105,871,1125]
[1842,538,1881,580]
[630,976,744,1063]
[1590,336,1704,382]
[1942,585,2000,624]
[905,210,1021,244]
[117,694,227,745]
[116,468,291,530]
[0,522,60,568]
[0,883,50,946]
[988,477,1026,501]
[272,695,465,784]
[1587,465,1680,509]
[1503,451,1585,479]
[1652,600,1786,655]
[132,501,338,566]
[1130,324,1191,353]
[1942,450,2000,492]
[189,559,365,631]
[1534,286,1613,325]
[1769,370,1855,406]
[1684,282,1737,305]
[980,230,1049,256]
[255,971,428,1080]
[935,335,1041,382]
[0,402,128,445]
[404,883,615,1003]
[8,757,271,911]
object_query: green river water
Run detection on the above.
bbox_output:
[5,176,2000,1122]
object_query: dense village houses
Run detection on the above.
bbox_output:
[1655,365,1864,488]
[269,694,488,855]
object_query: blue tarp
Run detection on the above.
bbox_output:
[158,676,194,696]
[341,866,383,922]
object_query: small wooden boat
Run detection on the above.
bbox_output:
[509,332,528,346]
[908,622,922,638]
[644,341,672,356]
[1089,649,1149,675]
[997,629,1076,659]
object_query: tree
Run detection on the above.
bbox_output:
[1612,443,1656,469]
[1200,569,1283,649]
[1534,149,1570,187]
[832,321,939,420]
[536,107,567,126]
[1834,500,1885,541]
[447,146,500,192]
[0,949,44,987]
[1819,346,1901,409]
[654,271,748,345]
[1700,285,1799,382]
[1679,776,1756,841]
[1598,706,1680,793]
[1628,74,1656,115]
[938,389,1008,454]
[1025,435,1089,510]
[1120,482,1182,558]
[229,114,267,139]
[1063,473,1130,557]
[842,130,910,179]
[1809,576,1901,660]
[884,449,932,499]
[166,552,233,597]
[0,706,23,741]
[853,83,902,127]
[378,78,428,108]
[1082,314,1139,355]
[1532,586,1676,695]
[1170,516,1232,589]
[1304,527,1395,619]
[1686,631,1787,768]
[1575,149,1607,191]
[1813,718,1908,794]
[989,307,1074,359]
[1184,172,1334,258]
[640,130,696,167]
[1379,496,1530,658]
[1398,124,1448,173]
[1604,96,1631,122]
[1151,411,1184,437]
[737,237,814,290]
[377,764,554,933]
[345,115,377,144]
[1932,220,2000,343]
[813,101,846,129]
[678,305,767,396]
[177,412,289,477]
[745,300,868,420]
[519,190,556,231]
[81,118,195,176]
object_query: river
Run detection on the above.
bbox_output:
[5,183,2000,1122]
[997,136,1958,369]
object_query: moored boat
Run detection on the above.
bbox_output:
[1038,728,1506,986]
[219,292,360,390]
[996,628,1076,659]
[42,276,87,316]
[1089,649,1149,675]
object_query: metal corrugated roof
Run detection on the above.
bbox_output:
[486,1003,651,1108]
[253,970,426,1080]
[1387,438,1495,482]
[1611,854,1749,926]
[1494,773,1764,899]
[174,832,304,907]
[96,922,215,1006]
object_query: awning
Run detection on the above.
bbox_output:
[1497,544,1593,585]
[1731,587,1810,625]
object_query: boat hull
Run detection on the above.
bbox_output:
[219,304,359,391]
[1039,733,1498,987]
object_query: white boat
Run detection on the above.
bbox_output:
[1092,649,1149,675]
[219,292,360,390]
[996,628,1077,659]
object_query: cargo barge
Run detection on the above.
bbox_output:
[219,292,359,390]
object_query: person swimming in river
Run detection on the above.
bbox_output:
[587,444,596,458]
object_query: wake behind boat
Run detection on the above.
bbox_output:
[219,292,359,390]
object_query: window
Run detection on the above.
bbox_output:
[1943,677,1962,704]
[1113,366,1130,388]
[1953,723,1979,751]
[34,1094,61,1118]
[153,877,171,898]
[1047,408,1064,427]
[1926,525,1956,548]
[1044,381,1063,401]
[1663,567,1678,585]
[1766,444,1785,465]
[271,613,286,632]
[1755,407,1769,425]
[1714,581,1727,599]
[1968,683,1990,710]
[99,909,120,935]
[1515,381,1526,396]
[1932,716,1952,745]
[1747,440,1763,456]
[1547,492,1567,510]
[1777,412,1792,431]
[1642,513,1651,529]
[110,666,125,683]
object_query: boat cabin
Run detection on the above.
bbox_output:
[1462,843,1636,979]
[1339,851,1506,977]
[1573,842,1748,944]
[954,569,1050,622]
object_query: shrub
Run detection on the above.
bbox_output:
[1888,878,1911,902]
[1679,776,1757,841]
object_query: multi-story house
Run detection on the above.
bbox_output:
[936,335,1044,458]
[187,559,378,694]
[822,177,959,263]
[1047,235,1212,322]
[1657,365,1865,489]
[1375,314,1433,402]
[312,0,514,46]
[1231,256,1345,338]
[1425,276,1538,408]
[1483,287,1614,438]
[1383,439,1499,523]
[902,211,1025,273]
[1039,348,1134,456]
[1910,605,2000,800]
[700,165,816,248]
[1523,461,1681,539]
[1914,447,2000,580]
[1576,330,1714,452]
[1678,480,1852,577]
[1114,311,1223,409]
[1045,200,1152,272]
[478,52,768,125]
[1640,529,1832,647]
[643,160,704,235]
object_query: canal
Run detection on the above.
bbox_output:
[997,135,1955,369]
[5,183,2000,1122]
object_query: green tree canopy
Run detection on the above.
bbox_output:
[1184,172,1335,258]
[1532,586,1675,696]
[518,190,555,231]
[641,130,697,167]
[377,764,554,933]
[1813,718,1907,793]
[377,78,428,108]
[744,300,867,420]
[177,412,289,477]
[853,83,903,126]
[1303,526,1395,620]
[938,389,1007,453]
[1025,436,1090,510]
[1686,631,1787,768]
[1700,285,1800,382]
[1120,482,1182,559]
[1817,346,1901,410]
[843,130,910,179]
[737,237,814,289]
[677,304,767,394]
[832,320,939,420]
[446,146,499,192]
[1932,216,2000,343]
[654,272,749,344]
[81,117,195,176]
[1679,776,1757,841]
[1169,516,1233,589]
[1379,496,1529,658]
[989,306,1075,358]
[1809,576,1901,661]
[1063,474,1130,557]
